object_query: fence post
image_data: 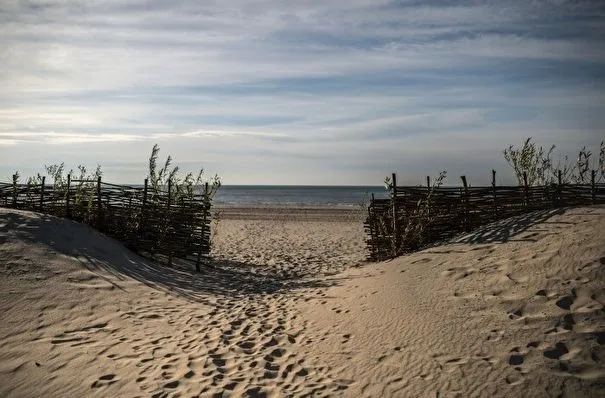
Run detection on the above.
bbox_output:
[591,170,596,204]
[425,175,432,242]
[12,173,17,207]
[558,170,563,205]
[367,193,376,260]
[491,170,497,217]
[391,172,398,257]
[167,179,173,266]
[195,182,210,272]
[40,176,45,212]
[167,179,172,208]
[461,175,469,232]
[545,170,551,207]
[97,176,102,230]
[523,172,529,208]
[143,178,148,207]
[66,174,71,217]
[137,178,148,249]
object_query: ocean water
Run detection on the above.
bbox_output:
[213,186,389,206]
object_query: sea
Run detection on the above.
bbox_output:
[213,186,389,207]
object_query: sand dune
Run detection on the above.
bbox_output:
[1,206,604,397]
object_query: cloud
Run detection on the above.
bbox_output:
[0,131,142,144]
[1,0,604,184]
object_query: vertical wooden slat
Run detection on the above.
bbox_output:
[558,169,563,205]
[523,172,529,208]
[545,170,552,207]
[139,178,148,247]
[461,175,469,232]
[167,179,173,266]
[143,178,148,207]
[491,169,497,217]
[592,170,597,204]
[167,179,172,208]
[391,173,398,257]
[12,173,17,207]
[196,182,210,272]
[66,174,71,217]
[40,176,46,212]
[97,176,102,230]
[368,193,376,261]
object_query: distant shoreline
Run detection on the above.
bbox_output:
[212,204,366,222]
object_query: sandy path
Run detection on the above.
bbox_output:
[210,208,366,278]
[0,207,365,397]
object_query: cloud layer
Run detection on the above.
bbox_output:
[1,0,604,184]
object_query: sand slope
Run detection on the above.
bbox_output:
[1,206,605,397]
[298,206,605,397]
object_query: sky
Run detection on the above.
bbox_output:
[1,0,604,186]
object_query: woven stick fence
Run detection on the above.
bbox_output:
[0,175,212,271]
[365,170,605,261]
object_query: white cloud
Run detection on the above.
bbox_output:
[0,131,142,144]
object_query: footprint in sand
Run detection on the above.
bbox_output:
[556,314,574,331]
[505,373,525,386]
[508,354,524,366]
[91,374,117,388]
[507,307,524,320]
[506,272,529,284]
[535,289,548,297]
[543,342,569,360]
[486,329,504,342]
[508,347,528,367]
[555,296,575,311]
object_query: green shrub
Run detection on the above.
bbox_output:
[504,138,605,186]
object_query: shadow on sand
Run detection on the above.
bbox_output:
[0,210,348,304]
[451,207,568,245]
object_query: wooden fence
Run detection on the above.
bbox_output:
[0,175,212,271]
[365,170,605,261]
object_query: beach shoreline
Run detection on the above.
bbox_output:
[213,204,367,222]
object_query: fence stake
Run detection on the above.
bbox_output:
[167,179,173,266]
[558,169,563,205]
[367,193,376,260]
[491,170,497,217]
[461,175,469,232]
[391,172,398,257]
[143,178,148,207]
[592,170,596,204]
[66,174,71,217]
[426,176,430,188]
[12,173,18,207]
[40,176,45,212]
[523,172,529,208]
[137,178,148,248]
[545,170,551,207]
[97,176,102,230]
[195,182,210,272]
[167,179,172,208]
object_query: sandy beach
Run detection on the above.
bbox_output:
[1,205,605,397]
